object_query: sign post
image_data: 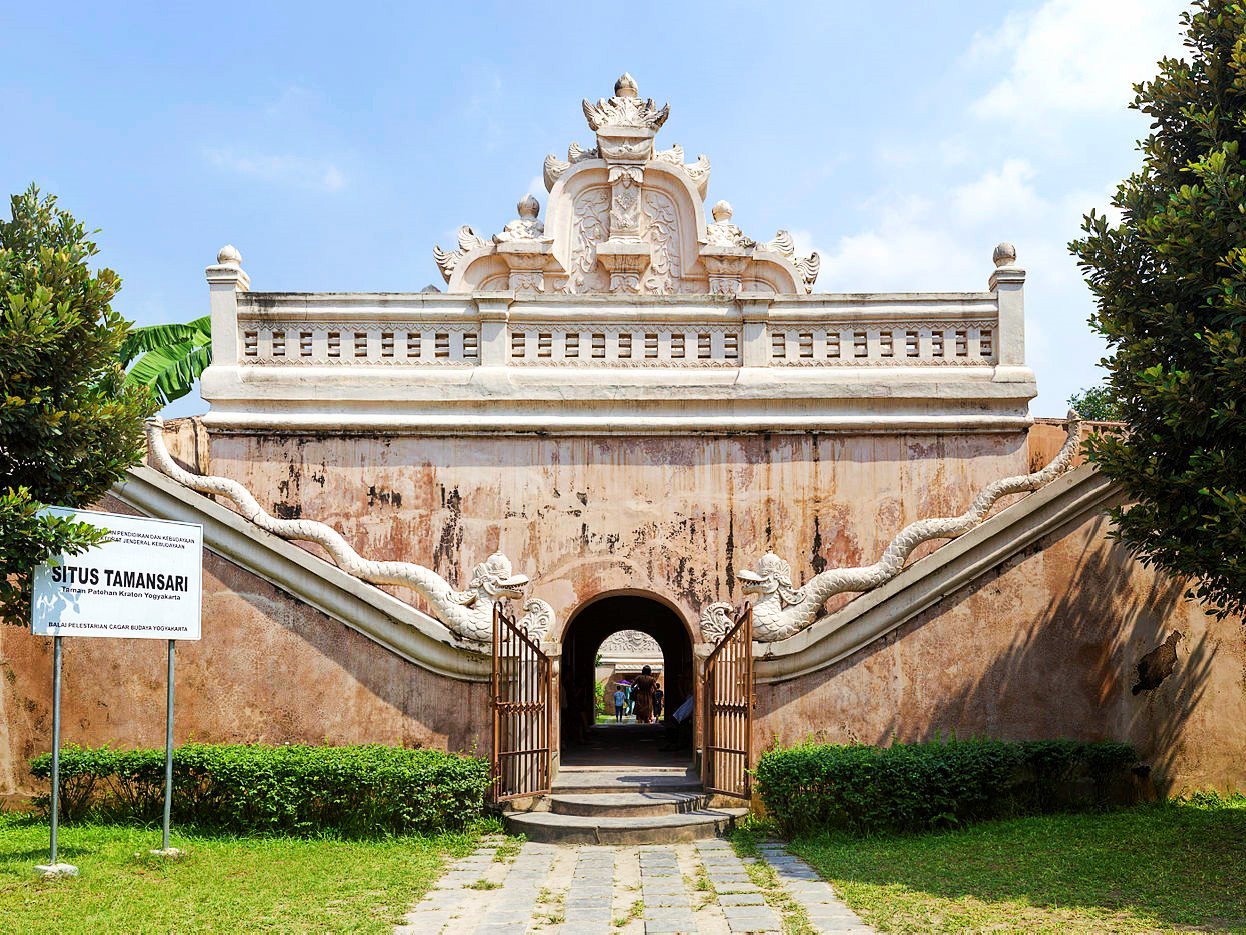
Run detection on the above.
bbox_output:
[158,638,177,855]
[31,508,203,875]
[45,636,68,875]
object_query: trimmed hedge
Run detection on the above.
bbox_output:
[29,743,490,835]
[755,738,1139,836]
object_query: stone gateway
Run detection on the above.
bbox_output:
[2,76,1243,805]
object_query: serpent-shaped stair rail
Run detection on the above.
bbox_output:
[701,411,1084,642]
[143,418,552,645]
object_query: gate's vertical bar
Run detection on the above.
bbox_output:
[726,622,734,793]
[744,605,753,797]
[491,603,500,801]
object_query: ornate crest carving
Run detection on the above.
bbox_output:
[599,629,662,657]
[582,73,669,132]
[434,75,822,295]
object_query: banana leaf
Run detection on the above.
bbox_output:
[124,341,213,405]
[118,315,211,367]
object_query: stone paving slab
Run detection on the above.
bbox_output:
[752,844,874,934]
[404,837,873,934]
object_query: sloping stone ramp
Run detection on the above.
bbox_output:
[397,836,872,934]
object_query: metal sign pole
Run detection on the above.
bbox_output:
[35,635,77,878]
[152,639,181,858]
[50,635,62,863]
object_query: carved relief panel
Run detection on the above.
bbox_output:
[563,187,611,294]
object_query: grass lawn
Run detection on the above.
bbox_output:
[0,812,485,933]
[744,797,1246,933]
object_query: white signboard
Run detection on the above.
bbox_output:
[31,508,203,640]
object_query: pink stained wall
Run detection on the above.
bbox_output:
[756,501,1246,794]
[189,426,1032,633]
[0,493,491,800]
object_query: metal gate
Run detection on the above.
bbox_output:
[702,603,754,798]
[491,602,552,802]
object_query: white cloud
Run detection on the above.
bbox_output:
[525,175,545,206]
[817,195,983,293]
[206,149,347,193]
[952,158,1040,225]
[969,0,1185,119]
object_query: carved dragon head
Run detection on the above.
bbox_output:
[737,552,808,608]
[451,551,529,605]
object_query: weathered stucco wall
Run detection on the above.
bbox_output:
[755,500,1246,794]
[0,494,491,800]
[191,427,1031,633]
[6,419,1241,798]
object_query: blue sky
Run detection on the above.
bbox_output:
[0,1,1186,417]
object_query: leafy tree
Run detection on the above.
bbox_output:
[120,315,211,405]
[1067,385,1124,422]
[0,186,158,622]
[1070,0,1246,619]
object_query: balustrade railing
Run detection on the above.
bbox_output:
[231,295,1001,370]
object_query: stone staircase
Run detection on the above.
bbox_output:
[504,765,750,845]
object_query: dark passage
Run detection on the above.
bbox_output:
[559,595,694,767]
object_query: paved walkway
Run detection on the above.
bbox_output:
[398,836,872,934]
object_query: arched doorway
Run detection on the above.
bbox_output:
[559,594,694,767]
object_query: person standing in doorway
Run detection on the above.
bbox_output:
[613,686,625,722]
[632,665,658,724]
[653,683,664,720]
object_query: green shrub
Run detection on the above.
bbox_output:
[29,743,489,835]
[754,737,1139,836]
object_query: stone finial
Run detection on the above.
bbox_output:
[992,242,1017,268]
[493,196,545,244]
[207,242,250,291]
[517,194,540,219]
[712,200,733,222]
[583,75,669,133]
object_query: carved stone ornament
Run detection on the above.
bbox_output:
[599,629,662,657]
[144,418,554,646]
[705,201,755,249]
[582,72,670,133]
[701,413,1085,643]
[494,195,545,243]
[433,74,821,295]
[699,602,735,643]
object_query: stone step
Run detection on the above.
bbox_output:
[548,790,710,817]
[551,768,703,795]
[505,806,749,845]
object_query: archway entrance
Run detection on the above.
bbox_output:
[559,595,694,768]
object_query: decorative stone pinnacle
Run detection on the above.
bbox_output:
[517,194,540,219]
[217,244,242,267]
[712,200,733,222]
[582,75,669,133]
[992,242,1017,268]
